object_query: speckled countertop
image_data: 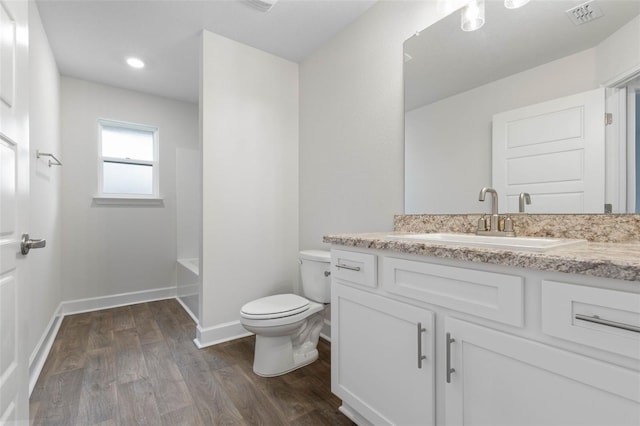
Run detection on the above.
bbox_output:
[323,214,640,283]
[323,232,640,282]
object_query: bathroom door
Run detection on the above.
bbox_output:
[0,0,30,423]
[492,88,606,213]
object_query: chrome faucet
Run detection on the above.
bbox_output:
[519,192,531,213]
[477,187,515,236]
[478,187,499,231]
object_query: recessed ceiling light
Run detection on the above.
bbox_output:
[126,57,145,69]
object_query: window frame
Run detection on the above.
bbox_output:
[94,118,162,205]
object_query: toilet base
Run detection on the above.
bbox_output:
[251,310,325,377]
[252,335,319,377]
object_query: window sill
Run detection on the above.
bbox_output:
[92,195,165,207]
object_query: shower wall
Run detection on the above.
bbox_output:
[176,147,201,321]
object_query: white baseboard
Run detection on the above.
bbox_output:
[320,318,331,342]
[60,286,177,316]
[193,320,252,348]
[195,318,331,348]
[339,402,372,425]
[29,285,177,396]
[28,304,63,396]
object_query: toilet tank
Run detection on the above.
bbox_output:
[298,250,331,303]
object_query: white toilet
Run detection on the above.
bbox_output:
[239,250,331,377]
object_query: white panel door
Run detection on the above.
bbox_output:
[0,0,29,424]
[493,88,605,213]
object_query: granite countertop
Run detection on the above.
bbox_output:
[323,232,640,282]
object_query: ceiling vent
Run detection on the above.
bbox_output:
[243,0,278,12]
[566,0,604,25]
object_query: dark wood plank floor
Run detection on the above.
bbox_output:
[30,299,354,426]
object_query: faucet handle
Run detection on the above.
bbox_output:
[504,216,514,233]
[477,214,487,232]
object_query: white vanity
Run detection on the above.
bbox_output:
[325,229,640,426]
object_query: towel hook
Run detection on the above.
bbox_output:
[36,150,62,167]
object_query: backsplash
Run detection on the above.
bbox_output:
[394,214,640,243]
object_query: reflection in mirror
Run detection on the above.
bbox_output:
[404,0,640,215]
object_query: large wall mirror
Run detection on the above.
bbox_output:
[404,0,640,215]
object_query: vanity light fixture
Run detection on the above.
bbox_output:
[243,0,278,12]
[504,0,530,9]
[126,57,145,69]
[461,0,485,32]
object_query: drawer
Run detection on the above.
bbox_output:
[331,249,377,288]
[542,281,640,359]
[382,256,524,326]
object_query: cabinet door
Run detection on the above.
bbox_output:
[445,317,640,426]
[332,283,435,426]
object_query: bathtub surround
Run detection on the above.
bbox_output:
[176,147,201,262]
[176,147,201,322]
[199,31,299,347]
[177,258,199,322]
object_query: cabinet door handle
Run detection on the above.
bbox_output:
[446,332,456,383]
[335,263,361,272]
[575,314,640,333]
[417,323,427,369]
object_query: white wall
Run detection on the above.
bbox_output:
[198,31,299,345]
[298,1,463,249]
[28,1,62,372]
[596,14,640,86]
[405,48,599,214]
[60,78,198,301]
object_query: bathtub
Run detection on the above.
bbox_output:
[177,258,199,322]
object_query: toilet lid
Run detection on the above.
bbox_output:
[240,294,310,320]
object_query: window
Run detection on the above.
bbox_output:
[97,119,159,202]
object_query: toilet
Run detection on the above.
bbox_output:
[239,250,331,377]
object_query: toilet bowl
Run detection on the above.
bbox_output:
[239,250,331,377]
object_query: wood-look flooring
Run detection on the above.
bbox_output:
[30,299,354,425]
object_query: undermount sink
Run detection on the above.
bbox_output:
[386,233,586,252]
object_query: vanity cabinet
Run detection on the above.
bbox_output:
[331,277,435,425]
[445,317,640,426]
[330,247,640,426]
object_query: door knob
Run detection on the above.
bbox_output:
[21,234,46,255]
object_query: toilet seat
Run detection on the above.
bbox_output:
[240,294,310,320]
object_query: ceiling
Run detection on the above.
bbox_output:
[35,0,377,103]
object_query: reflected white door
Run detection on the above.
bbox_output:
[492,88,605,213]
[0,0,29,424]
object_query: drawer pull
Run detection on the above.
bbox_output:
[575,314,640,334]
[446,332,455,383]
[335,263,361,272]
[417,323,427,369]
